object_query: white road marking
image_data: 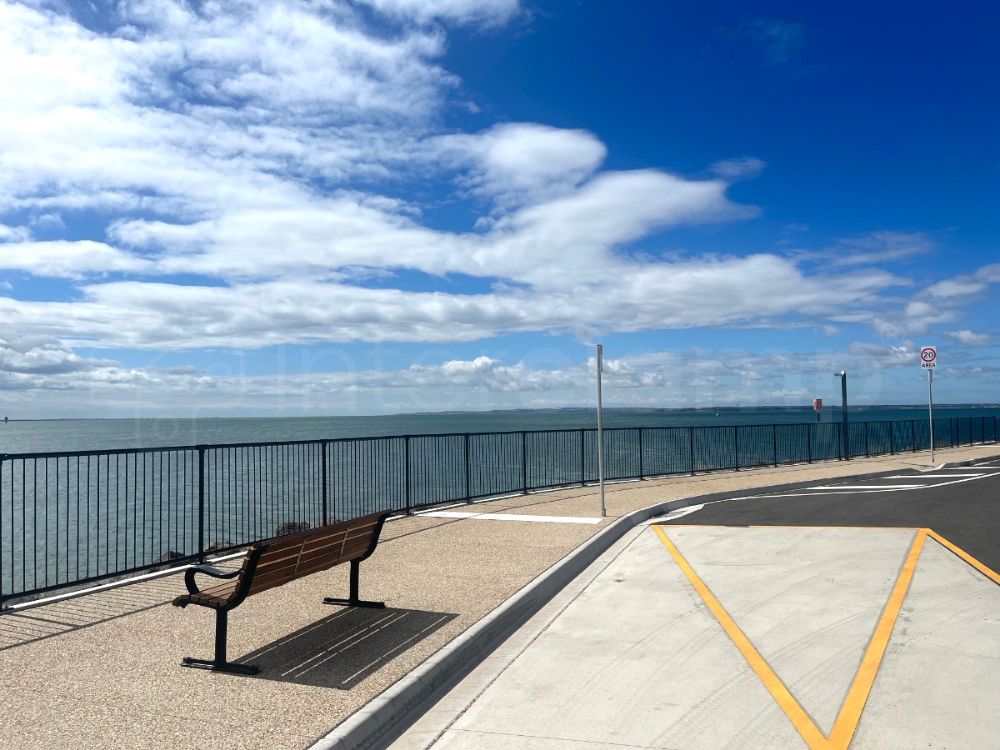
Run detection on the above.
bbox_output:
[811,485,926,490]
[882,474,985,479]
[418,511,604,524]
[655,505,705,522]
[747,470,1000,500]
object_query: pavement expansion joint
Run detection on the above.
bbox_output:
[652,524,1000,750]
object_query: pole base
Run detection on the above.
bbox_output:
[181,656,260,675]
[323,597,385,609]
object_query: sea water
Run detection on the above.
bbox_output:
[0,405,997,455]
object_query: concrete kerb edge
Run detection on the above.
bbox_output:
[306,450,1000,750]
[306,499,682,750]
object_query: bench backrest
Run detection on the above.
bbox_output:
[236,511,389,601]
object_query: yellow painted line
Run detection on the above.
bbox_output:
[926,530,1000,586]
[826,528,926,749]
[653,524,928,750]
[651,524,828,749]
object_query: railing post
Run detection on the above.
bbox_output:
[734,426,740,471]
[321,440,328,525]
[865,422,870,458]
[951,417,955,447]
[889,421,894,454]
[911,420,915,452]
[772,424,778,467]
[638,428,644,479]
[806,425,812,463]
[197,446,205,562]
[580,429,585,486]
[404,436,411,514]
[521,431,527,493]
[464,434,471,503]
[689,427,695,476]
[837,424,843,460]
[0,454,4,609]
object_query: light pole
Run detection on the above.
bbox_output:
[834,371,849,460]
[596,344,606,518]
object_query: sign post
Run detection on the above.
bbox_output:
[595,344,606,518]
[921,346,937,463]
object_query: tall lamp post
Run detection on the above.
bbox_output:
[835,371,849,460]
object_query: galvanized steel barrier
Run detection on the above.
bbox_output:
[1,414,996,605]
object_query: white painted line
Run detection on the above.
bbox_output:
[809,482,920,491]
[882,474,985,479]
[419,511,604,525]
[654,504,705,522]
[2,550,246,613]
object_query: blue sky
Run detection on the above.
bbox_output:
[0,0,997,417]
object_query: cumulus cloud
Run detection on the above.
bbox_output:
[943,330,991,347]
[354,0,520,25]
[436,123,608,212]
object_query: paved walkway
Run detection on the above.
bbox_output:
[0,444,996,749]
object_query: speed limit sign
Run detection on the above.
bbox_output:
[920,346,937,369]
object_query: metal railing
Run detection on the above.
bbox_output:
[1,414,996,605]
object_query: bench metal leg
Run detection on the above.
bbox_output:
[180,609,260,675]
[324,559,385,609]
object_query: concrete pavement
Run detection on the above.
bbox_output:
[390,461,1000,750]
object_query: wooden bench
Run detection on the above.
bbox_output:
[172,510,391,674]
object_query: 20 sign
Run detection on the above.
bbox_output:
[920,346,937,369]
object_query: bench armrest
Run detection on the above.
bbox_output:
[184,565,241,595]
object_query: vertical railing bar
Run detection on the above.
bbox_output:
[197,446,205,562]
[521,431,527,493]
[689,427,695,476]
[321,440,329,525]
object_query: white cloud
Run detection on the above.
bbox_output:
[0,224,30,243]
[943,330,991,347]
[436,123,608,212]
[0,240,150,278]
[710,156,766,181]
[354,0,520,25]
[827,231,934,267]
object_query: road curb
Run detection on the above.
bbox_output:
[307,453,1000,750]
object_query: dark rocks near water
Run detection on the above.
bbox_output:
[275,521,311,537]
[154,550,185,564]
[204,540,233,553]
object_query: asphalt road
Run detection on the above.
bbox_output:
[666,456,1000,572]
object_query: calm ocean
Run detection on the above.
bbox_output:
[2,405,997,455]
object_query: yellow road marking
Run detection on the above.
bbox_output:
[652,525,926,750]
[652,524,828,749]
[826,529,925,748]
[926,530,1000,586]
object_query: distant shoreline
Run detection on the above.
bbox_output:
[3,403,999,423]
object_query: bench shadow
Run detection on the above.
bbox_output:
[241,607,458,690]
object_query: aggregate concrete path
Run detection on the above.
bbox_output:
[0,444,996,749]
[392,522,1000,750]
